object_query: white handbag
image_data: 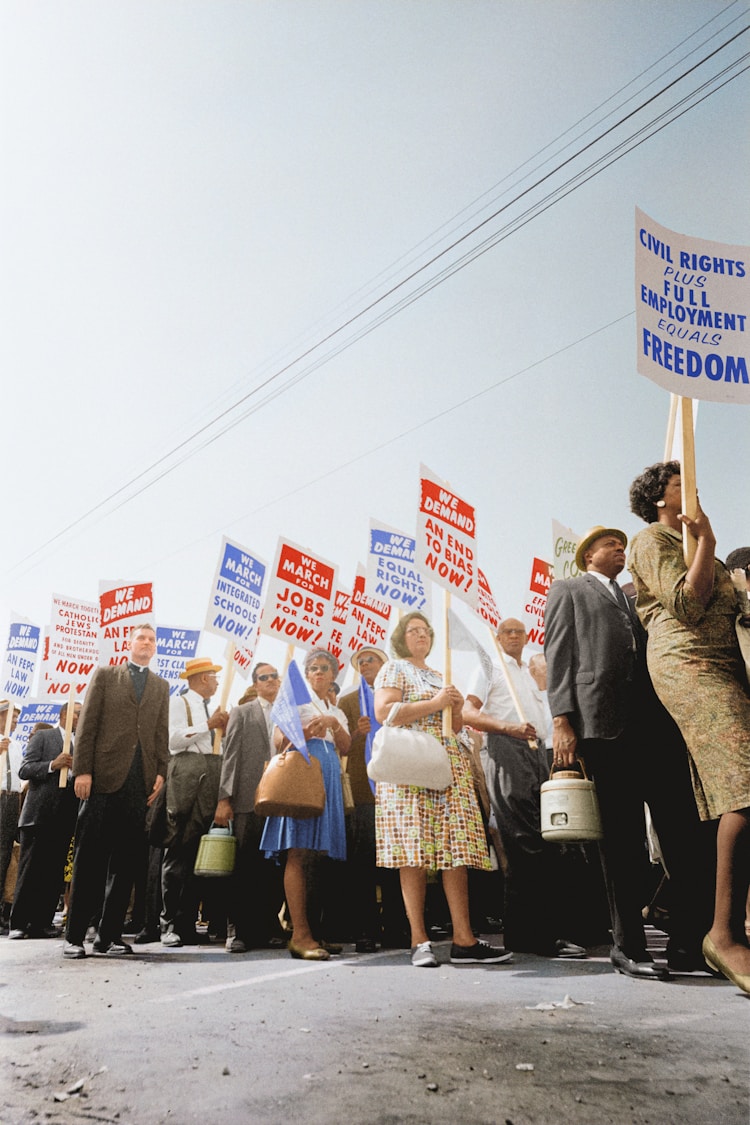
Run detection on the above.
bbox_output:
[367,705,453,790]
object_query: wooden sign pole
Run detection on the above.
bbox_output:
[679,396,698,567]
[663,393,678,462]
[443,589,453,740]
[213,643,235,754]
[58,686,77,787]
[487,628,538,751]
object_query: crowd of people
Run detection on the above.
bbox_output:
[2,460,749,989]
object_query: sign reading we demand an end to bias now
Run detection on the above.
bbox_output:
[636,207,749,403]
[416,465,477,610]
[261,538,338,649]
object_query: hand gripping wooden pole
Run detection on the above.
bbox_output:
[213,643,235,754]
[487,628,538,751]
[58,686,77,788]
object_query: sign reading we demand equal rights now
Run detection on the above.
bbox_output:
[366,519,430,615]
[416,464,478,610]
[261,538,338,649]
[636,207,749,403]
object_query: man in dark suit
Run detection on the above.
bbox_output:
[213,662,284,952]
[545,526,713,981]
[63,623,170,959]
[9,702,81,938]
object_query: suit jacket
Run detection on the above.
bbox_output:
[73,665,170,795]
[217,698,273,815]
[338,689,374,806]
[18,727,77,828]
[545,573,645,741]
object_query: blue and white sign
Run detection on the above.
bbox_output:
[1,616,42,701]
[366,518,430,614]
[156,626,201,696]
[204,537,267,650]
[16,700,62,750]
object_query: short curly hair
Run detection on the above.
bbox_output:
[303,648,338,677]
[389,611,434,660]
[629,460,681,524]
[726,547,750,573]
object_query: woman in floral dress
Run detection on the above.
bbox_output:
[373,611,510,969]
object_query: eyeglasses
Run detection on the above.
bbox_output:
[256,672,279,682]
[500,629,526,636]
[307,665,332,675]
[405,628,431,637]
[358,655,379,665]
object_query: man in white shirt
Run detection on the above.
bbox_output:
[0,703,21,933]
[160,657,228,947]
[463,618,585,960]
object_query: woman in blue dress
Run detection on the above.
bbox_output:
[261,648,350,960]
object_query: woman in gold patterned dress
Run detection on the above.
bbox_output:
[373,611,510,968]
[628,461,750,993]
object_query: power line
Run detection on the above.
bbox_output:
[6,23,749,578]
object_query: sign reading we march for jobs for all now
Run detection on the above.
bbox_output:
[261,538,338,649]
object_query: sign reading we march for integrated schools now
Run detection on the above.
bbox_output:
[204,537,266,655]
[260,538,338,649]
[416,464,478,610]
[636,207,749,403]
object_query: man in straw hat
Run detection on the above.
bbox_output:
[545,527,714,980]
[159,656,228,947]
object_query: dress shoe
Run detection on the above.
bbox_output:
[667,945,719,975]
[321,941,342,955]
[610,946,670,981]
[63,941,86,959]
[226,937,247,954]
[160,931,183,948]
[92,939,133,956]
[134,929,160,945]
[552,939,587,959]
[28,925,63,939]
[702,934,750,994]
[355,938,378,954]
[8,929,27,940]
[288,940,330,961]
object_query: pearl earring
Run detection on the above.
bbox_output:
[656,500,666,508]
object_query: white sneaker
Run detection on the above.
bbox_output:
[411,941,438,968]
[160,931,182,948]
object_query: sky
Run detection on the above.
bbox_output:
[1,0,748,700]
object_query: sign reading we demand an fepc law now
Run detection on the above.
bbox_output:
[261,538,338,649]
[636,207,749,403]
[416,464,477,610]
[98,581,154,666]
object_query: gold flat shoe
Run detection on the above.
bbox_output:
[288,941,330,961]
[702,934,750,994]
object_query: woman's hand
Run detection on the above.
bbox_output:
[678,498,716,547]
[434,684,464,714]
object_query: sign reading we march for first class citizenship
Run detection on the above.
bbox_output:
[416,464,478,609]
[636,207,749,403]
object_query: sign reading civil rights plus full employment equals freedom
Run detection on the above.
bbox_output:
[636,207,749,403]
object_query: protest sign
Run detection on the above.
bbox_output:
[525,557,552,646]
[1,616,42,701]
[416,464,477,609]
[156,627,201,696]
[636,207,749,404]
[366,519,430,614]
[552,520,581,581]
[204,537,266,650]
[44,593,98,696]
[260,538,337,650]
[350,565,392,653]
[325,587,359,672]
[98,581,155,666]
[15,700,62,750]
[476,567,501,631]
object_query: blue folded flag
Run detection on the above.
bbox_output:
[271,660,312,762]
[359,677,382,794]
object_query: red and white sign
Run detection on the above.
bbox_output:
[324,586,359,671]
[349,565,392,653]
[260,538,338,650]
[476,567,501,631]
[43,593,99,696]
[416,464,477,609]
[98,580,155,667]
[525,557,552,646]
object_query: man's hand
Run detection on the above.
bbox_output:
[213,797,233,827]
[74,773,93,800]
[552,716,578,766]
[51,751,74,772]
[356,715,371,735]
[147,774,165,807]
[208,708,229,733]
[505,721,538,741]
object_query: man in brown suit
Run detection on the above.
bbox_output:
[64,623,170,959]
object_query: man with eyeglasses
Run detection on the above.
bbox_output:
[214,662,285,951]
[463,618,586,961]
[160,657,229,947]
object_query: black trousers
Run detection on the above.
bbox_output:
[11,790,78,931]
[0,790,21,915]
[228,812,283,945]
[66,755,147,947]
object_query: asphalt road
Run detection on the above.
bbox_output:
[2,929,748,1125]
